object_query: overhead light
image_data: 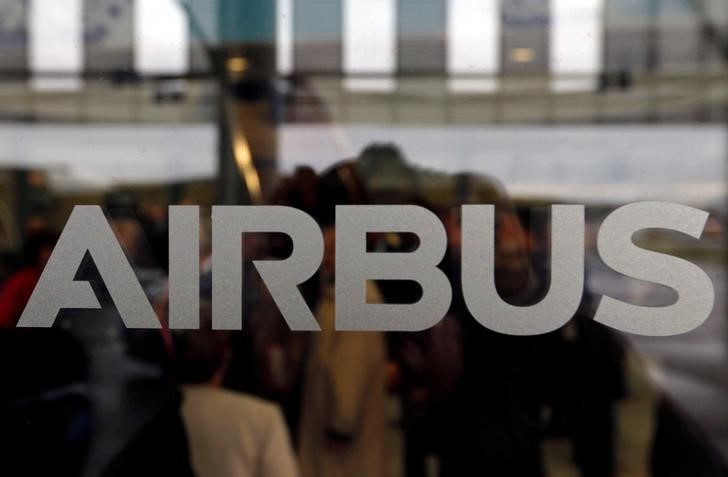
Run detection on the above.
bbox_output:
[226,57,249,75]
[511,48,535,63]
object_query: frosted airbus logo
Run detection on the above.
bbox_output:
[17,202,714,336]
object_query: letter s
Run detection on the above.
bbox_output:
[595,201,714,336]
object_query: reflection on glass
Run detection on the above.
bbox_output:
[0,1,726,476]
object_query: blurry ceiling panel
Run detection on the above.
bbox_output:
[294,0,342,72]
[398,0,446,72]
[550,0,604,92]
[447,0,501,93]
[134,0,189,75]
[343,0,396,91]
[277,0,294,75]
[29,0,83,91]
[84,0,133,72]
[0,0,27,72]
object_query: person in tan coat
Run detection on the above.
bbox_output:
[297,279,387,477]
[297,164,388,477]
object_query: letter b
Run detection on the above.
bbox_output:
[335,205,451,331]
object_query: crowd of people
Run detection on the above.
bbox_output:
[0,146,726,477]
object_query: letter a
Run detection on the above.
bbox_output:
[17,206,160,328]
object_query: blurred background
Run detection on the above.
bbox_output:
[0,0,726,476]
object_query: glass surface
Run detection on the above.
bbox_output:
[0,1,726,476]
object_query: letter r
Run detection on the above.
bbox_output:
[211,206,323,330]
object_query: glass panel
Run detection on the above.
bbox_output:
[0,1,726,475]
